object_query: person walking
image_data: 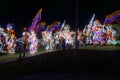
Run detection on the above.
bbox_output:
[61,37,66,50]
[16,41,25,58]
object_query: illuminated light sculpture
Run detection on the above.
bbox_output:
[92,19,104,45]
[54,31,62,49]
[0,27,7,52]
[60,20,66,31]
[104,10,120,24]
[29,8,42,31]
[41,21,61,51]
[35,22,46,33]
[82,12,118,46]
[111,40,120,45]
[6,23,16,54]
[28,8,42,54]
[53,20,66,49]
[99,27,106,45]
[77,30,84,46]
[103,10,120,45]
[62,24,74,47]
[0,27,4,45]
[49,21,61,32]
[106,24,117,45]
[84,24,93,44]
[29,30,38,55]
[83,14,95,45]
[6,35,16,54]
[42,31,54,51]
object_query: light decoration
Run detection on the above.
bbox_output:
[28,8,42,54]
[6,23,16,54]
[104,10,120,24]
[35,22,46,33]
[0,27,6,52]
[49,21,60,32]
[29,8,42,31]
[29,30,38,55]
[41,30,54,51]
[83,14,95,45]
[1,9,120,55]
[82,12,118,46]
[111,40,120,45]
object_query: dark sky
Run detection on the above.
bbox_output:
[0,0,120,29]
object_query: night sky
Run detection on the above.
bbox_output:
[0,0,120,29]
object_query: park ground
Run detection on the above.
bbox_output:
[0,45,120,80]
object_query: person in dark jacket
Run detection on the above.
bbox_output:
[23,41,27,57]
[16,41,25,58]
[61,37,66,50]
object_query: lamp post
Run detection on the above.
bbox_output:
[75,0,78,76]
[75,0,78,53]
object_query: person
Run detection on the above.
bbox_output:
[23,40,27,57]
[61,37,66,50]
[21,27,30,57]
[16,41,25,58]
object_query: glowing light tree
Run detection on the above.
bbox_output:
[77,30,85,46]
[28,30,38,55]
[83,13,117,46]
[83,14,95,45]
[41,29,54,51]
[92,19,104,45]
[105,24,117,45]
[61,24,75,49]
[28,8,42,54]
[0,27,7,52]
[6,23,16,54]
[103,10,120,45]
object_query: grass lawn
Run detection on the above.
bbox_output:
[79,45,120,51]
[0,46,120,79]
[0,45,120,62]
[0,45,46,63]
[0,45,120,63]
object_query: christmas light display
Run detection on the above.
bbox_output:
[0,10,120,55]
[29,30,38,55]
[6,23,16,54]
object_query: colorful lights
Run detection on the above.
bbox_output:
[29,31,38,55]
[104,10,120,24]
[0,10,120,55]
